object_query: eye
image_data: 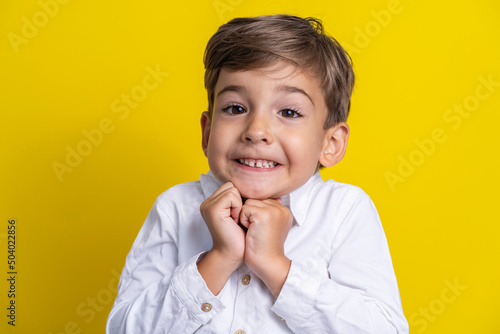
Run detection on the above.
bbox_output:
[223,104,246,115]
[279,108,302,118]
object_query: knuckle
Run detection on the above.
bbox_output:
[228,188,239,197]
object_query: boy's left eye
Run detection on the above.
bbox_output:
[279,109,302,118]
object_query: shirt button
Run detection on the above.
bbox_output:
[234,330,245,334]
[241,274,251,285]
[201,303,212,312]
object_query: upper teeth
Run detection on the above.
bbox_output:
[238,159,277,168]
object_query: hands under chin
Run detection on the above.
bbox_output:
[199,182,293,298]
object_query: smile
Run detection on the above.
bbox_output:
[237,158,278,168]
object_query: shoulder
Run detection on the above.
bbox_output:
[317,178,371,206]
[292,174,374,221]
[311,178,378,227]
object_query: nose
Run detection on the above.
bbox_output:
[241,112,273,144]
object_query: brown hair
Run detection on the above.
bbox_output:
[203,14,355,128]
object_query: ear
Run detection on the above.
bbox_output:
[319,122,350,167]
[200,111,211,157]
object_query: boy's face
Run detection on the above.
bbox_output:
[201,62,337,200]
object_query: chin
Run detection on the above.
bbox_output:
[237,186,280,201]
[240,192,269,201]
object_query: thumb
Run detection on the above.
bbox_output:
[239,206,252,229]
[230,205,241,224]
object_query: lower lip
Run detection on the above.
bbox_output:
[234,160,281,172]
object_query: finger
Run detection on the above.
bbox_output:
[239,205,254,228]
[210,184,242,211]
[202,184,242,221]
[201,182,237,211]
[230,199,242,224]
[215,187,242,223]
[254,198,283,207]
[243,199,268,208]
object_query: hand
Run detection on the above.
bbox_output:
[199,182,246,269]
[240,198,293,297]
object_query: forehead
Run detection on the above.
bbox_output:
[214,62,325,105]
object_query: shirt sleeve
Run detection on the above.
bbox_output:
[271,193,409,334]
[106,200,224,334]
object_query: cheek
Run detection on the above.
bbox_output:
[206,129,232,165]
[284,136,322,168]
[207,141,224,164]
[282,128,322,155]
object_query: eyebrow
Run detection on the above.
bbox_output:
[216,84,315,106]
[277,85,315,106]
[216,85,247,98]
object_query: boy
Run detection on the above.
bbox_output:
[107,14,409,333]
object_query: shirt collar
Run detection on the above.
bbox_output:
[200,171,323,227]
[200,171,224,199]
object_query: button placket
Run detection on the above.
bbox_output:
[233,268,250,334]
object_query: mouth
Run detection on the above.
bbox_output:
[236,158,279,169]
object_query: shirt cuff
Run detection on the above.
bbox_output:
[171,252,225,325]
[271,260,322,327]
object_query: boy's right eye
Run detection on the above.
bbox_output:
[223,104,246,115]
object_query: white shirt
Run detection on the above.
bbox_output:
[106,172,409,334]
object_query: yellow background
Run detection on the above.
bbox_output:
[1,0,499,333]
